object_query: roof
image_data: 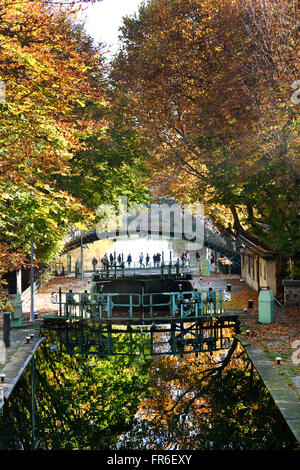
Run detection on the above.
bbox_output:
[238,235,276,259]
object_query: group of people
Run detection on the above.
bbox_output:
[92,251,164,270]
[138,252,162,267]
[92,249,213,271]
[92,253,124,271]
[180,250,191,267]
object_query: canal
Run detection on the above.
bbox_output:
[0,323,299,450]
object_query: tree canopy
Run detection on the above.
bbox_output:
[112,0,300,275]
[0,0,150,293]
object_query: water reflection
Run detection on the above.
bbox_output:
[42,321,238,357]
[0,326,299,450]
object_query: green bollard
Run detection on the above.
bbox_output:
[202,259,210,277]
[258,287,274,323]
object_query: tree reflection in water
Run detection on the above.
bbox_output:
[0,325,299,450]
[117,337,300,451]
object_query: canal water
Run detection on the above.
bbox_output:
[0,324,299,451]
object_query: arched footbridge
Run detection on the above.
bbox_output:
[63,216,241,267]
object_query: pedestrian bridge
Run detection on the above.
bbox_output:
[63,215,241,267]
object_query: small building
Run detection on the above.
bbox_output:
[238,235,286,299]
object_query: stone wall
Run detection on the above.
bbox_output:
[282,280,300,307]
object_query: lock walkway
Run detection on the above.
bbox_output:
[0,322,43,412]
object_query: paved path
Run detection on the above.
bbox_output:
[0,322,43,410]
[240,338,300,444]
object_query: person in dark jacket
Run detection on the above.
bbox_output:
[92,257,98,271]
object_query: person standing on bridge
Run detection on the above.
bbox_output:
[156,252,161,266]
[127,253,132,266]
[153,253,157,267]
[139,252,145,267]
[196,250,201,269]
[109,253,114,266]
[101,253,109,268]
[146,253,150,267]
[117,254,121,265]
[92,256,98,271]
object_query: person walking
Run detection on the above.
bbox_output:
[117,254,121,265]
[146,253,150,267]
[109,253,114,266]
[139,252,144,267]
[196,250,201,270]
[181,251,186,267]
[156,252,161,266]
[127,253,132,267]
[186,250,190,267]
[153,253,157,267]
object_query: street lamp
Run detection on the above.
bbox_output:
[30,235,35,322]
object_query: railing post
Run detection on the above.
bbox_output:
[3,312,10,348]
[59,287,62,316]
[129,295,133,318]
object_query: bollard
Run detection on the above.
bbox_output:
[248,299,253,308]
[3,312,10,348]
[258,287,274,323]
[226,284,232,292]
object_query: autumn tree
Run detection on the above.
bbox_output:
[0,0,108,293]
[112,0,300,276]
[55,88,151,211]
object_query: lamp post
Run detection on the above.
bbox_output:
[80,230,84,280]
[30,235,35,322]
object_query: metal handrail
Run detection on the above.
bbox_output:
[49,288,224,321]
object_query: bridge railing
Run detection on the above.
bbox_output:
[49,289,224,321]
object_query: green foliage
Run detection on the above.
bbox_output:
[0,183,90,263]
[33,329,151,450]
[56,92,151,211]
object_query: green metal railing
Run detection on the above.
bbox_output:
[49,288,224,322]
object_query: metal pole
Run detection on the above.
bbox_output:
[30,236,35,322]
[59,287,62,316]
[31,356,36,449]
[81,230,84,280]
[3,312,10,347]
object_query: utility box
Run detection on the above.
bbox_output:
[9,293,23,327]
[258,287,274,323]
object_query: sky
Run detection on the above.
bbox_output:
[81,0,143,58]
